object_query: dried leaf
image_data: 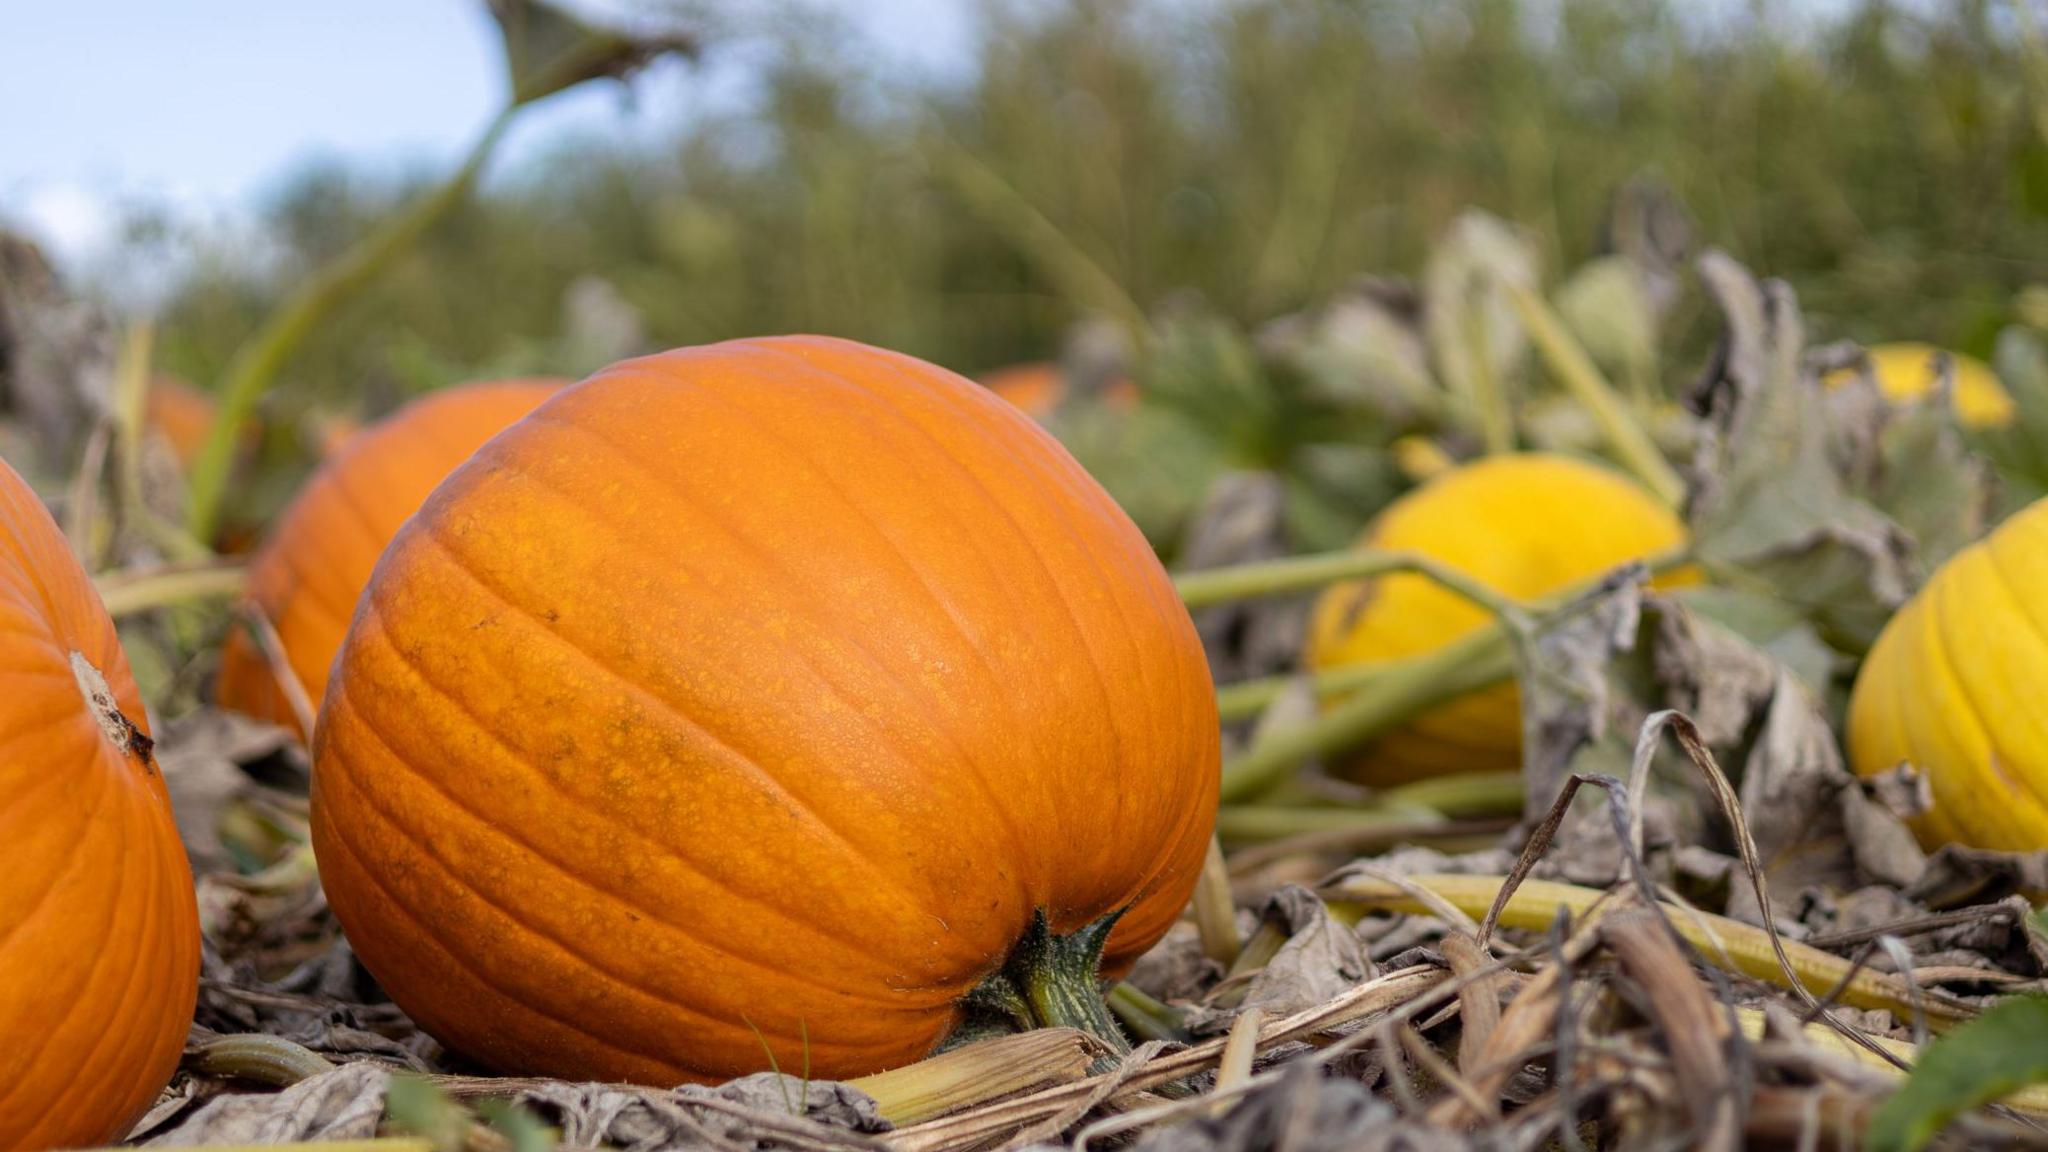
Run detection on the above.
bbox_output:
[145,1061,390,1146]
[1687,252,1915,650]
[1130,1063,1465,1152]
[155,707,303,874]
[509,1074,888,1152]
[1237,887,1372,1018]
[1519,570,1647,815]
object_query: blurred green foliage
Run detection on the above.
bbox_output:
[136,0,2047,537]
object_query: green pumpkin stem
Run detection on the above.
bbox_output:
[964,909,1131,1055]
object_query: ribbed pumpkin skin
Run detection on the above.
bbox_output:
[1823,342,2015,430]
[215,381,560,736]
[0,458,199,1151]
[1307,453,1691,785]
[1848,495,2048,850]
[311,336,1219,1086]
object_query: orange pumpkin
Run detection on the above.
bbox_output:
[980,361,1138,419]
[311,336,1219,1085]
[0,456,199,1151]
[214,380,562,738]
[145,376,219,468]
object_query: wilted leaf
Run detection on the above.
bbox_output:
[506,1074,890,1150]
[488,0,699,108]
[1263,278,1437,417]
[1422,211,1540,443]
[1519,567,1647,824]
[1237,886,1372,1018]
[1687,251,1917,651]
[1555,256,1658,393]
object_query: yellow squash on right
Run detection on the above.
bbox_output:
[1848,494,2048,851]
[1823,343,2015,430]
[1308,453,1691,786]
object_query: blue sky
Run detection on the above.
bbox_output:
[0,1,976,265]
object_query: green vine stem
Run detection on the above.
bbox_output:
[189,1033,337,1086]
[1173,547,1522,615]
[183,106,517,541]
[1215,653,1405,722]
[1375,769,1529,818]
[1216,771,1523,843]
[965,910,1130,1055]
[1503,279,1687,508]
[1218,626,1516,802]
[924,129,1153,353]
[1106,983,1190,1044]
[95,562,246,617]
[110,323,153,549]
[1463,306,1517,455]
[1203,546,1691,801]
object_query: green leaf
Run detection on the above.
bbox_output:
[1868,995,2048,1152]
[384,1074,468,1152]
[476,1099,558,1152]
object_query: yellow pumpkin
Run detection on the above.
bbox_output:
[1823,343,2015,430]
[1307,453,1691,785]
[1847,494,2048,851]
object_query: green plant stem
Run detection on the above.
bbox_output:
[1175,547,1514,614]
[1215,659,1392,722]
[111,323,152,541]
[96,562,246,617]
[185,105,519,541]
[924,129,1152,351]
[1464,306,1517,454]
[1216,771,1523,843]
[966,911,1130,1055]
[1378,769,1528,818]
[1504,279,1686,508]
[1218,625,1515,803]
[1106,983,1190,1044]
[189,1033,337,1086]
[1217,805,1441,841]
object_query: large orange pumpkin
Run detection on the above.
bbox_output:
[0,457,200,1151]
[214,380,561,738]
[311,336,1219,1085]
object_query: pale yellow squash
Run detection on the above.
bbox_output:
[1307,452,1692,786]
[1847,495,2048,851]
[1824,342,2014,430]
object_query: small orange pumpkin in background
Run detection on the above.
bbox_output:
[214,380,562,738]
[0,457,200,1151]
[145,376,219,468]
[980,361,1138,419]
[312,336,1219,1086]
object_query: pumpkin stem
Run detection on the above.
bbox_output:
[69,650,155,767]
[963,909,1131,1055]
